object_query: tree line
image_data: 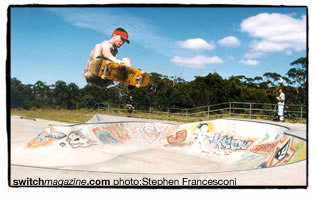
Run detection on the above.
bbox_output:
[10,57,307,110]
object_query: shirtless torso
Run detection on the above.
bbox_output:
[84,28,132,88]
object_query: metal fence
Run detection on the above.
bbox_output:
[94,102,307,122]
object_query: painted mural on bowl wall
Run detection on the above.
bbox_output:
[162,121,257,155]
[92,123,130,144]
[257,136,306,168]
[24,120,306,171]
[66,130,98,148]
[139,123,161,143]
[27,126,67,148]
[27,125,99,149]
[159,120,305,168]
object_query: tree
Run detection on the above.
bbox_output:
[225,76,243,102]
[286,57,307,104]
[52,81,68,108]
[190,73,225,105]
[67,83,81,109]
[52,81,81,109]
[11,78,25,108]
[33,80,52,108]
[287,57,307,87]
[11,57,306,111]
[263,72,282,87]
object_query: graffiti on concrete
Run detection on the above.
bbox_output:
[92,124,129,144]
[27,127,67,148]
[258,136,296,168]
[288,141,307,163]
[193,123,212,149]
[46,126,67,139]
[27,136,56,148]
[236,153,268,170]
[59,142,66,147]
[44,132,67,139]
[104,124,129,141]
[158,125,180,143]
[275,140,291,160]
[250,141,279,154]
[165,130,193,147]
[140,124,161,143]
[209,133,254,151]
[66,130,97,148]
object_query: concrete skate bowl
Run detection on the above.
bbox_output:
[11,119,306,174]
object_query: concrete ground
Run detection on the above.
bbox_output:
[9,115,307,187]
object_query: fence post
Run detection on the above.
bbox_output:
[300,105,303,120]
[167,108,170,119]
[229,102,231,117]
[249,103,252,119]
[186,109,188,120]
[207,106,210,118]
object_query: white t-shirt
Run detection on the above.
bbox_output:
[278,92,285,105]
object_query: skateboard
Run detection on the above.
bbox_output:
[89,59,150,88]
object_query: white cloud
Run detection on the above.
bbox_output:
[239,59,259,66]
[218,36,240,47]
[241,13,306,57]
[252,40,290,53]
[170,55,223,69]
[176,38,215,51]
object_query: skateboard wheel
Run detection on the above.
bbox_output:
[136,84,140,88]
[101,75,106,79]
[136,76,142,81]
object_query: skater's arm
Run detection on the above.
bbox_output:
[101,43,123,64]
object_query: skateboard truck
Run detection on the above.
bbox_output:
[136,75,143,81]
[135,71,144,88]
[101,61,111,79]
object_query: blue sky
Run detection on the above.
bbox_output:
[10,7,307,88]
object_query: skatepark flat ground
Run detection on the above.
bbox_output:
[9,115,307,187]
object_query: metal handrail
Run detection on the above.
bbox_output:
[93,101,306,121]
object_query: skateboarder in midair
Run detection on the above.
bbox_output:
[84,27,132,88]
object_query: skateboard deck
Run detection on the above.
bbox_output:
[89,59,150,88]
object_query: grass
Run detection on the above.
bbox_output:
[10,108,307,124]
[10,108,216,123]
[11,108,94,123]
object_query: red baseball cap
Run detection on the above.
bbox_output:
[113,28,130,44]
